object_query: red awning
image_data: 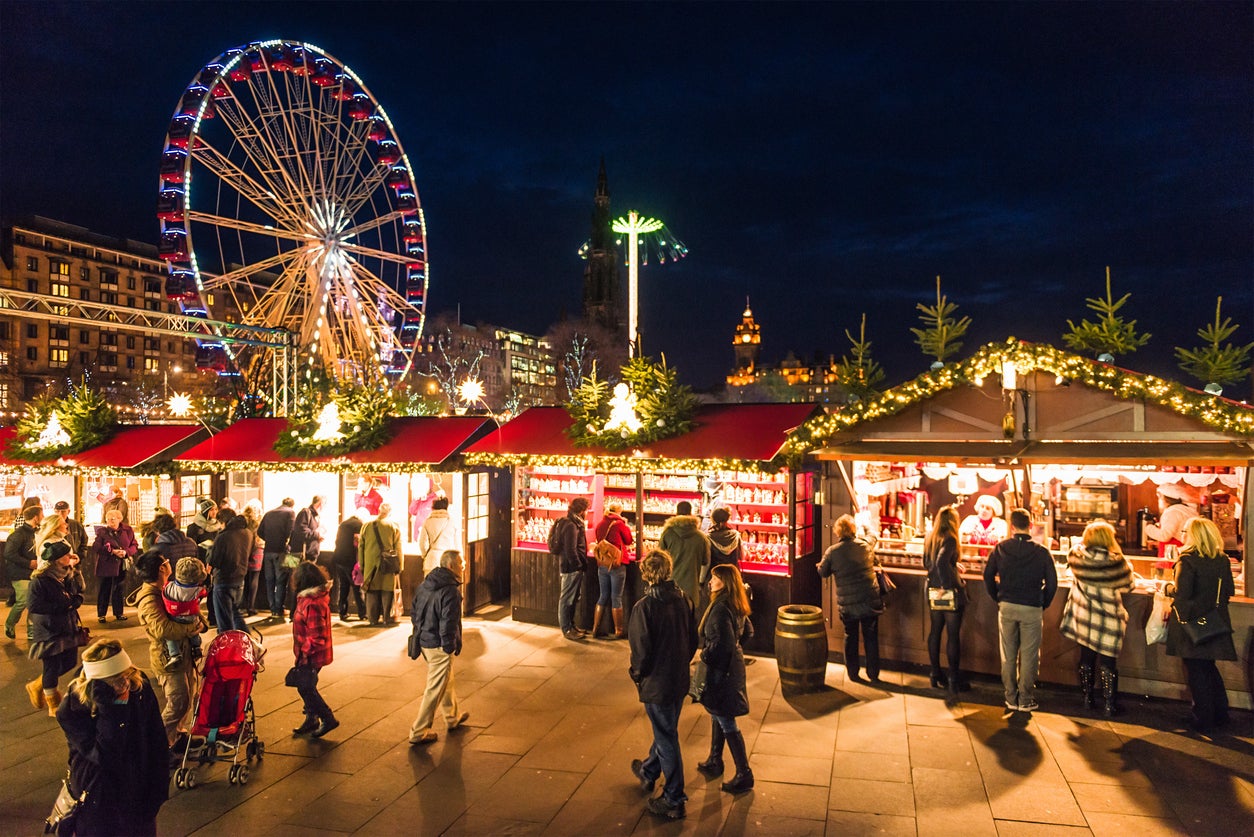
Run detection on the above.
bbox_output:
[175,416,493,468]
[0,425,206,470]
[464,404,821,464]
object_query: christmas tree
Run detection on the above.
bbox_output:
[910,275,971,366]
[1175,296,1253,392]
[836,313,885,401]
[1062,266,1150,359]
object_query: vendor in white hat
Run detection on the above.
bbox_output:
[960,494,1008,555]
[1144,484,1196,558]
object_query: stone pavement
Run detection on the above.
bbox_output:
[2,606,1252,837]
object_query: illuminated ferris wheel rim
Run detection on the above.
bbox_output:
[157,38,429,381]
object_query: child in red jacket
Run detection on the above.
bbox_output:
[289,562,338,738]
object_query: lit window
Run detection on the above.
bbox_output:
[50,348,69,367]
[51,282,69,298]
[0,383,8,406]
[467,472,489,542]
[56,262,70,276]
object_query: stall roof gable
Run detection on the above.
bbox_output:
[175,416,493,469]
[0,424,207,470]
[464,403,820,465]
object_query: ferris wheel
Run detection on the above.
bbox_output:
[156,39,428,385]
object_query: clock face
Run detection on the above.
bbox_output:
[742,334,752,343]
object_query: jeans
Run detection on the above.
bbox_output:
[295,666,334,722]
[597,564,626,608]
[641,700,687,805]
[334,563,365,619]
[1183,657,1229,729]
[213,582,247,633]
[841,614,880,680]
[709,712,740,735]
[96,574,125,619]
[5,579,29,633]
[998,602,1043,708]
[558,570,582,632]
[409,646,460,739]
[927,608,963,679]
[243,568,262,612]
[263,552,291,617]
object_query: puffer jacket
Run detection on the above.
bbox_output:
[818,536,882,620]
[128,582,204,673]
[658,515,710,603]
[411,566,462,654]
[628,580,698,704]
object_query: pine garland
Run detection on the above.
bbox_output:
[8,388,119,461]
[273,385,395,458]
[566,356,698,450]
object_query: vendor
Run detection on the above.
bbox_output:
[1144,484,1196,558]
[959,494,1007,554]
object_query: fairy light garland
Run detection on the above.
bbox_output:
[463,451,774,475]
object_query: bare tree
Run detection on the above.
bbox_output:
[545,317,628,401]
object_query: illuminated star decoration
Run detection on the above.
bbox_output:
[30,411,72,450]
[310,403,346,442]
[167,393,194,418]
[604,382,643,435]
[457,378,486,407]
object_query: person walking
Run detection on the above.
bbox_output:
[1166,517,1237,733]
[241,500,265,616]
[258,498,297,622]
[658,500,710,605]
[54,500,88,557]
[553,497,590,640]
[92,509,138,624]
[695,563,754,794]
[629,548,698,821]
[209,514,254,632]
[25,541,85,716]
[592,500,634,639]
[983,508,1058,713]
[817,514,883,683]
[291,496,326,563]
[361,503,404,626]
[407,549,469,745]
[418,496,460,574]
[331,512,366,622]
[290,561,339,738]
[1059,520,1135,716]
[56,638,169,837]
[4,505,41,640]
[924,505,966,693]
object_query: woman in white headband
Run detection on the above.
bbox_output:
[56,638,170,836]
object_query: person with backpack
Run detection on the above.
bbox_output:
[552,497,590,640]
[592,501,634,639]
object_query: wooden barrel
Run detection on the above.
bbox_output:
[775,604,828,692]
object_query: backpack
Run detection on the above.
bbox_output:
[547,518,568,555]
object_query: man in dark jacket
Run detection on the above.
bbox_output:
[984,508,1058,713]
[628,548,698,820]
[209,515,254,632]
[407,549,469,745]
[4,505,42,639]
[290,496,325,563]
[554,497,589,640]
[54,501,88,557]
[332,513,365,621]
[258,498,297,622]
[658,501,710,605]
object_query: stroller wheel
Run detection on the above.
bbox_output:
[255,741,265,760]
[246,740,257,761]
[185,770,197,789]
[174,768,187,789]
[228,765,240,785]
[237,765,250,784]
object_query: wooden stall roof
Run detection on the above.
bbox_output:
[463,403,820,468]
[175,416,494,471]
[815,439,1253,466]
[0,425,208,472]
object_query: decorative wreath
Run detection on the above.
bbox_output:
[274,385,394,458]
[566,356,698,451]
[8,388,119,461]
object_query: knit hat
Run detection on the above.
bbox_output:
[198,499,217,517]
[175,557,207,585]
[42,541,71,562]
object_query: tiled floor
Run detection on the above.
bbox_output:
[2,607,1251,836]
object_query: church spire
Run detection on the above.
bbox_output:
[732,297,761,376]
[583,159,623,337]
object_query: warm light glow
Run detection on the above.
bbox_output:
[167,393,194,417]
[458,378,486,404]
[311,403,345,442]
[1001,360,1017,390]
[604,382,643,434]
[29,411,71,450]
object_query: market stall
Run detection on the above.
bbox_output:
[462,403,820,650]
[174,416,508,614]
[787,341,1254,707]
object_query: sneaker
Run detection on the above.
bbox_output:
[409,730,438,746]
[447,711,470,730]
[4,624,15,640]
[645,796,686,819]
[631,758,656,793]
[1018,699,1039,713]
[163,655,184,673]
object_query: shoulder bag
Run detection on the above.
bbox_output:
[45,773,85,836]
[593,538,623,569]
[1174,579,1232,645]
[373,525,401,575]
[688,659,708,703]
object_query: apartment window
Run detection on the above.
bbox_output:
[79,330,89,344]
[0,351,8,369]
[50,326,69,342]
[100,270,117,285]
[144,278,162,294]
[0,383,7,407]
[146,300,161,311]
[26,256,38,271]
[101,352,117,367]
[127,277,136,290]
[55,262,70,276]
[126,356,135,370]
[101,292,116,304]
[101,333,117,347]
[50,348,69,367]
[204,293,215,306]
[25,324,38,339]
[51,282,69,298]
[126,336,135,350]
[144,357,160,372]
[127,296,135,307]
[26,347,37,361]
[0,323,9,339]
[80,267,90,281]
[26,279,39,293]
[79,351,90,365]
[79,289,91,301]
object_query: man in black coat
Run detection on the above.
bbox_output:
[407,550,469,746]
[4,505,42,639]
[628,548,698,820]
[553,497,589,640]
[331,513,365,622]
[209,515,254,632]
[290,496,325,563]
[257,498,296,622]
[984,508,1058,713]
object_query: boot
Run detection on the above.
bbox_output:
[612,607,626,640]
[697,719,725,776]
[1077,662,1095,710]
[721,730,754,793]
[929,669,948,690]
[45,689,62,717]
[1100,667,1123,717]
[592,606,606,639]
[26,678,46,710]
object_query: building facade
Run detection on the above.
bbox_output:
[725,299,844,403]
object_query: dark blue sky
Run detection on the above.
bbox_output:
[2,2,1250,393]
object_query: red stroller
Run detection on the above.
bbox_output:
[174,630,266,789]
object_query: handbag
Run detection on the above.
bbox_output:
[284,666,317,689]
[373,525,401,575]
[927,587,957,611]
[1146,588,1170,645]
[407,631,422,660]
[689,659,708,703]
[44,774,85,836]
[875,567,896,599]
[282,552,302,570]
[1174,580,1232,645]
[593,539,622,569]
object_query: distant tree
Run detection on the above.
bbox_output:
[544,317,628,402]
[413,314,489,411]
[1175,296,1253,390]
[1062,266,1151,359]
[910,275,971,366]
[836,313,885,401]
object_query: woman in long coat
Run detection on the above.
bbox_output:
[817,514,883,683]
[1059,520,1134,716]
[92,509,138,623]
[695,563,754,794]
[26,541,84,716]
[1166,517,1237,732]
[360,502,404,626]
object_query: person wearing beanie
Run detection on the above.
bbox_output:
[187,499,224,554]
[25,541,84,716]
[161,558,207,671]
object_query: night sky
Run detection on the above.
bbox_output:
[2,2,1250,395]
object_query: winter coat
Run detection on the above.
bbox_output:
[92,522,138,578]
[708,524,741,569]
[1166,550,1237,661]
[984,534,1058,609]
[65,518,88,557]
[698,595,750,717]
[154,529,200,564]
[257,506,296,554]
[923,533,966,609]
[628,580,698,705]
[293,585,334,669]
[419,509,460,574]
[817,536,882,620]
[290,505,324,561]
[186,514,223,555]
[27,567,83,659]
[57,672,168,836]
[411,566,463,654]
[332,517,363,568]
[360,519,403,592]
[595,512,634,561]
[1059,545,1134,658]
[128,582,203,674]
[4,519,38,581]
[209,517,254,586]
[658,515,711,603]
[552,513,588,574]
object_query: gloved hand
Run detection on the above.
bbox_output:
[69,593,84,609]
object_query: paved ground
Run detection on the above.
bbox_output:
[3,604,1252,837]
